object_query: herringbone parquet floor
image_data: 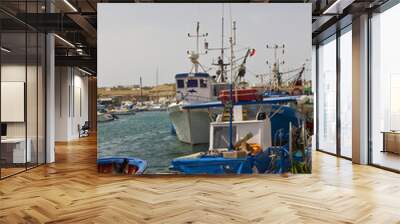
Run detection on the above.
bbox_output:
[1,135,400,224]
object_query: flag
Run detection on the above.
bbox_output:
[250,49,256,56]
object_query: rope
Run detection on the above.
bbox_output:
[268,104,286,120]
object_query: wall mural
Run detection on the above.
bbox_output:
[97,3,313,175]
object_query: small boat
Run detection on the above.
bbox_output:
[149,104,167,111]
[110,109,136,116]
[136,105,149,112]
[97,113,118,123]
[170,153,253,174]
[97,157,147,175]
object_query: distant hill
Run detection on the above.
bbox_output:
[98,84,176,99]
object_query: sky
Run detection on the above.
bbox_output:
[98,3,311,87]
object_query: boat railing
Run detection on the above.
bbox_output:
[183,94,215,103]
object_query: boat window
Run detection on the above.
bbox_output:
[187,79,198,88]
[200,79,207,88]
[213,126,237,149]
[177,79,184,88]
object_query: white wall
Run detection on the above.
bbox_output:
[1,65,41,137]
[1,63,46,164]
[352,14,369,164]
[55,67,89,141]
[71,73,89,138]
[46,5,56,164]
[55,66,69,141]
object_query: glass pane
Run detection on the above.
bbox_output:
[38,33,46,165]
[371,5,400,171]
[27,31,38,169]
[1,31,27,177]
[340,30,352,158]
[177,80,184,88]
[213,126,237,149]
[187,79,198,88]
[312,45,317,151]
[318,37,337,154]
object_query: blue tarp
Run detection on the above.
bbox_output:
[268,105,300,144]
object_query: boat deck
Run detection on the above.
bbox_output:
[0,134,400,223]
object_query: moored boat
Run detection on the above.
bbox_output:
[168,20,242,145]
[97,156,147,175]
[97,112,118,123]
[110,109,136,116]
[169,97,312,175]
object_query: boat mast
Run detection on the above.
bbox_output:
[156,67,159,103]
[208,15,229,83]
[221,16,225,82]
[140,76,143,104]
[229,22,235,84]
[187,22,208,73]
[266,44,285,90]
[228,5,236,151]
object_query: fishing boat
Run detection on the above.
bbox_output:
[170,95,312,175]
[168,21,219,144]
[168,20,252,145]
[97,156,147,175]
[168,72,221,144]
[255,44,312,97]
[169,45,311,145]
[168,20,313,174]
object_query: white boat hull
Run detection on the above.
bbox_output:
[168,104,211,144]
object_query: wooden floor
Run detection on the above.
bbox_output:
[1,135,400,223]
[1,167,26,178]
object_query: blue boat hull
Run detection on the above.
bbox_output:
[170,155,253,175]
[170,145,312,175]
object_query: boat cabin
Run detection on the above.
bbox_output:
[175,72,213,103]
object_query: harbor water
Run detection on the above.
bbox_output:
[97,111,206,173]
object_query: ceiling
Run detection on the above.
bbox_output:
[0,0,391,75]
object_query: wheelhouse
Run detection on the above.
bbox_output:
[175,72,213,103]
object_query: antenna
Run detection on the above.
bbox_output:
[187,22,208,73]
[222,3,224,61]
[266,44,285,65]
[233,21,237,45]
[188,21,208,55]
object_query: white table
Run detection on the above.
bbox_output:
[1,138,31,163]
